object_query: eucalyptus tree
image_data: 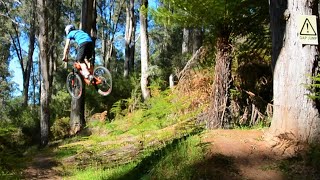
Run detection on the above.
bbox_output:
[23,0,37,106]
[37,0,53,146]
[69,0,97,135]
[269,0,320,143]
[181,28,189,54]
[155,0,269,128]
[140,0,150,100]
[124,0,136,77]
[37,0,63,145]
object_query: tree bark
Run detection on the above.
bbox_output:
[206,35,232,129]
[124,0,135,77]
[38,0,53,146]
[70,0,97,134]
[140,0,150,100]
[269,0,320,143]
[22,0,36,106]
[182,28,189,54]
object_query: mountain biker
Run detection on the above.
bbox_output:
[62,24,94,84]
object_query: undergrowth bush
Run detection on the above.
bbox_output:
[51,90,71,120]
[0,126,26,149]
[50,117,70,140]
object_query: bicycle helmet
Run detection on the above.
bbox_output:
[65,24,75,35]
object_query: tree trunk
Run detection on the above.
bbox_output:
[38,0,52,146]
[80,0,94,33]
[182,28,189,54]
[140,0,150,100]
[192,28,203,55]
[269,0,320,143]
[124,0,135,77]
[70,0,96,134]
[206,35,232,129]
[23,0,36,106]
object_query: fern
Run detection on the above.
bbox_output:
[110,100,125,119]
[307,74,320,100]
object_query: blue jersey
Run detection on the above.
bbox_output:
[66,30,92,45]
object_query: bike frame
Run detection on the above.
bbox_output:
[72,60,102,85]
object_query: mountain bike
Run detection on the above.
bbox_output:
[65,59,112,99]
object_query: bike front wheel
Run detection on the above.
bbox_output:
[93,66,112,96]
[66,72,83,99]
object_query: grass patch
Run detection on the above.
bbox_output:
[65,163,137,180]
[55,146,80,159]
[140,135,205,180]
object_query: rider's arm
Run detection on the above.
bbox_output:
[62,39,71,61]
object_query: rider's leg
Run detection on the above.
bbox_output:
[76,42,94,79]
[79,63,90,78]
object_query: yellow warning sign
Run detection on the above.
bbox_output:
[299,15,318,45]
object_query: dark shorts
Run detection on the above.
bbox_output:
[76,42,94,63]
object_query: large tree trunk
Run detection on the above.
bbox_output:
[269,0,320,143]
[124,0,135,77]
[70,0,97,135]
[140,0,150,100]
[38,0,52,146]
[206,35,232,129]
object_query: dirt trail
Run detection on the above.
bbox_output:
[201,129,284,180]
[22,153,61,180]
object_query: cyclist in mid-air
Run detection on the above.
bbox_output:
[62,24,94,84]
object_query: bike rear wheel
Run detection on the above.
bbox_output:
[93,66,112,96]
[66,72,83,99]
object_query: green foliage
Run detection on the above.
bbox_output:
[148,26,183,80]
[109,74,144,119]
[153,0,269,35]
[0,125,27,180]
[51,90,72,120]
[85,73,141,120]
[0,126,26,149]
[110,100,127,119]
[106,86,195,138]
[1,97,40,142]
[50,117,70,140]
[307,74,320,100]
[0,167,20,180]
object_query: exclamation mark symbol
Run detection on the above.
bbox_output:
[307,23,309,33]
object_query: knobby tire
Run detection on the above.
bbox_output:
[93,66,112,96]
[66,72,83,99]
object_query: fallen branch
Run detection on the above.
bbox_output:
[177,46,204,81]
